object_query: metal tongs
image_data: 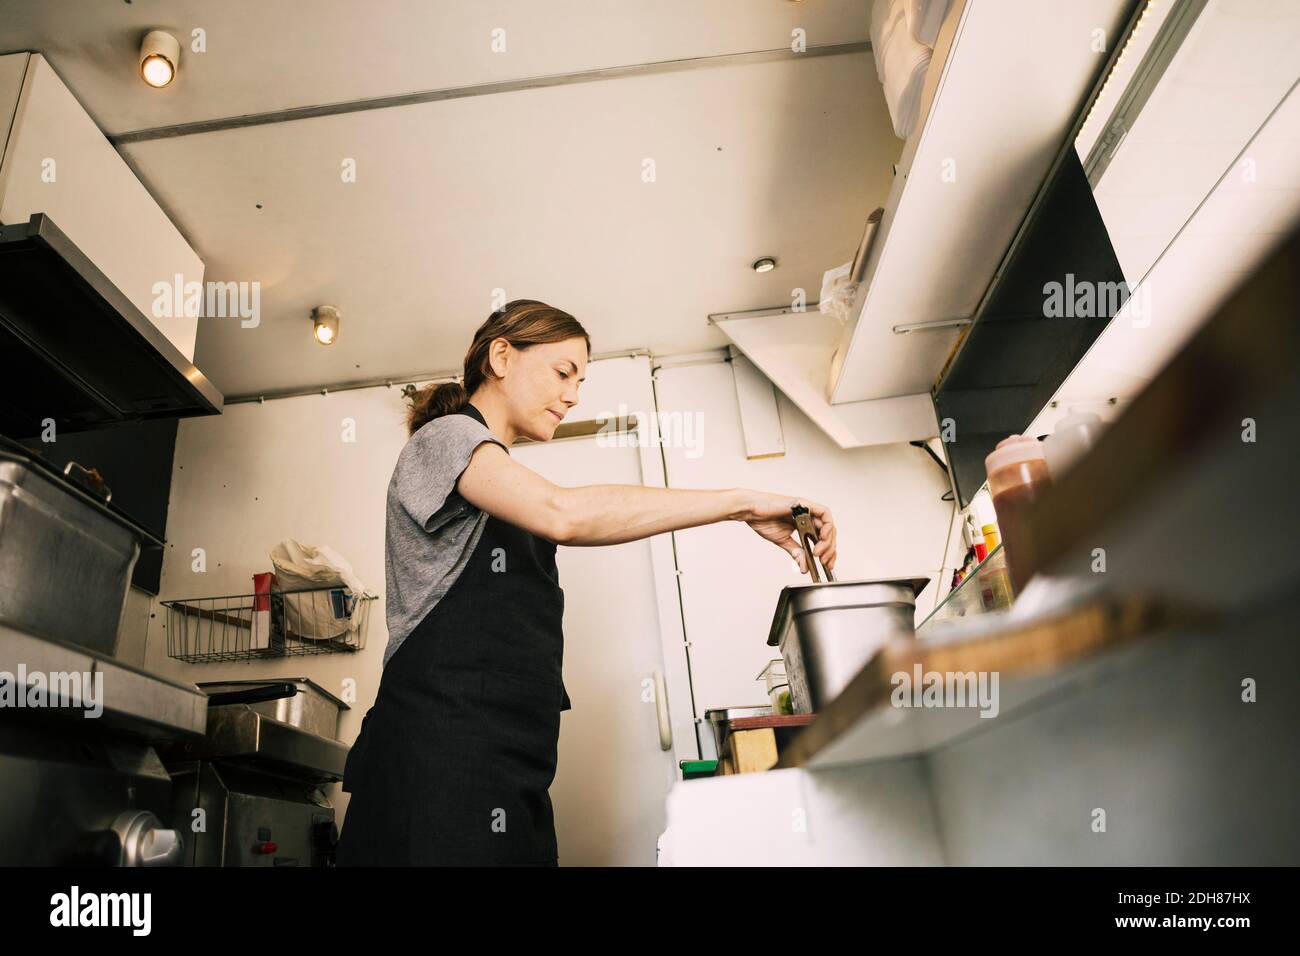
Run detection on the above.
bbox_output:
[791,503,834,583]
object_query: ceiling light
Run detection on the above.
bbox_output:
[139,30,180,88]
[1077,1,1158,143]
[752,257,778,273]
[311,306,341,346]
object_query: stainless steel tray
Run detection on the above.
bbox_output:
[196,677,349,741]
[163,704,349,783]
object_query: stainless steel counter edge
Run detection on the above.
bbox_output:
[0,623,208,740]
[189,705,349,781]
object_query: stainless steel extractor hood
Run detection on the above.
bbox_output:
[0,213,224,439]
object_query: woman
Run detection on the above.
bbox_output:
[334,299,836,866]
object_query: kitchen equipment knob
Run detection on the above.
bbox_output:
[110,810,185,867]
[312,820,339,866]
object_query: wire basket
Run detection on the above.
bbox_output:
[161,587,374,663]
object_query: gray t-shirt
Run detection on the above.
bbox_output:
[382,412,509,668]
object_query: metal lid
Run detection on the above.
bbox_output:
[0,433,164,546]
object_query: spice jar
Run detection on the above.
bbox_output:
[984,435,1052,591]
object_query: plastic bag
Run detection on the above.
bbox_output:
[818,260,858,326]
[269,539,372,640]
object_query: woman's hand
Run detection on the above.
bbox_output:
[743,491,837,576]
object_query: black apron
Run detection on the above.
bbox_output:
[335,404,570,866]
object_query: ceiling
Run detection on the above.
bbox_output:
[0,0,903,398]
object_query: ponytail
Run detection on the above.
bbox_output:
[406,380,468,435]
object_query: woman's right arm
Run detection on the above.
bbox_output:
[455,442,836,574]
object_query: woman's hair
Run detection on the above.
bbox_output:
[406,300,591,435]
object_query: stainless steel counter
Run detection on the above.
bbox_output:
[0,621,207,740]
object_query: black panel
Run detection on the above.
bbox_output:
[0,214,223,440]
[13,421,178,595]
[934,150,1127,506]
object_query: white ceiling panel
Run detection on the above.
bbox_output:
[0,0,873,133]
[117,50,901,396]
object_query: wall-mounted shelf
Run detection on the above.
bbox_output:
[920,543,1013,629]
[709,306,937,447]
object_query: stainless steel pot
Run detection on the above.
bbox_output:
[0,436,160,656]
[766,577,930,714]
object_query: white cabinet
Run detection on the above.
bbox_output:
[0,53,203,362]
[0,56,25,151]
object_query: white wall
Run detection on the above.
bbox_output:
[144,351,958,826]
[142,380,407,826]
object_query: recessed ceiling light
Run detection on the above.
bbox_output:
[139,30,180,88]
[752,257,778,273]
[312,305,341,346]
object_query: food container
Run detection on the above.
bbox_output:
[0,436,159,656]
[984,435,1052,591]
[250,572,275,651]
[756,660,793,714]
[196,677,349,741]
[766,577,930,714]
[981,523,1001,552]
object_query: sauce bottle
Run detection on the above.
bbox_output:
[984,435,1052,592]
[1043,407,1105,479]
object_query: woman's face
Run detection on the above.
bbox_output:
[497,336,588,441]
